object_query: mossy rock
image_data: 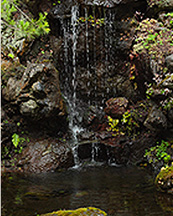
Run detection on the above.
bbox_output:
[155,166,173,194]
[41,207,107,216]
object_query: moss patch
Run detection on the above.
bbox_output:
[41,207,107,216]
[155,165,173,194]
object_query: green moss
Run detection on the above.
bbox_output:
[41,207,107,216]
[155,165,173,194]
[155,166,173,181]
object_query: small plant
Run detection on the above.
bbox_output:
[1,0,50,58]
[133,18,173,76]
[78,15,104,28]
[107,116,120,135]
[11,132,29,154]
[2,121,30,161]
[144,140,172,166]
[161,97,173,111]
[107,109,140,137]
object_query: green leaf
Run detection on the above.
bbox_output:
[8,53,15,59]
[12,133,20,148]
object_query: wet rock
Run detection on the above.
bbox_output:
[2,61,67,133]
[32,81,46,98]
[2,77,21,101]
[41,207,107,216]
[20,99,38,117]
[104,97,129,118]
[52,0,75,18]
[16,138,74,173]
[156,193,173,212]
[144,106,167,131]
[129,131,157,164]
[77,136,130,165]
[155,166,173,194]
[165,54,173,71]
[116,79,138,100]
[84,106,105,128]
[167,107,173,124]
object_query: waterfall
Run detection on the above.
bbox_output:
[59,3,116,167]
[85,8,91,105]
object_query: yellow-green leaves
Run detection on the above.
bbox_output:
[12,133,20,148]
[1,0,50,57]
[107,116,119,132]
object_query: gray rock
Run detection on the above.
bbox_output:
[20,99,38,117]
[2,61,66,121]
[2,77,21,101]
[144,106,167,131]
[165,54,173,71]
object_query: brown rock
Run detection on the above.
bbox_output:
[104,97,129,118]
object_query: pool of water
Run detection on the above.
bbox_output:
[2,165,173,216]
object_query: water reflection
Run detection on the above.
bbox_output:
[2,166,173,216]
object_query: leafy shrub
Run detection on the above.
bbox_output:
[145,140,172,167]
[107,108,142,137]
[1,0,50,57]
[133,18,173,72]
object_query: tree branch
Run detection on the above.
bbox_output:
[12,3,35,25]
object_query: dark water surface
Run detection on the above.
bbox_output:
[2,165,173,216]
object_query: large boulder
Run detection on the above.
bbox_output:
[16,138,74,173]
[2,61,67,133]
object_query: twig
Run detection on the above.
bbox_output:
[1,18,20,31]
[12,2,35,25]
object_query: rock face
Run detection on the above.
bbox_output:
[104,97,129,118]
[16,138,74,173]
[47,0,145,106]
[144,106,167,131]
[2,61,67,133]
[41,207,107,216]
[166,54,173,71]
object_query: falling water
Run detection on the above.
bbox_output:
[85,8,91,105]
[60,4,117,167]
[67,5,84,144]
[71,5,79,105]
[91,143,95,162]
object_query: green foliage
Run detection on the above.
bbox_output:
[12,133,20,148]
[2,121,30,162]
[134,18,172,72]
[162,97,173,111]
[107,116,120,134]
[145,140,172,166]
[12,131,28,154]
[78,15,104,28]
[107,109,141,137]
[1,0,50,57]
